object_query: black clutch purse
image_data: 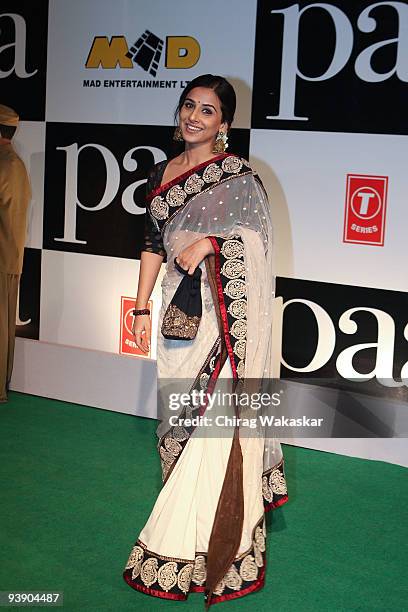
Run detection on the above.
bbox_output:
[161,258,202,340]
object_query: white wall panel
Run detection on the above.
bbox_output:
[10,338,157,417]
[46,0,257,127]
[39,250,165,358]
[250,130,408,292]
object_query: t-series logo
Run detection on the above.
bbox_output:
[85,30,200,75]
[252,1,408,133]
[343,174,388,246]
[120,296,153,358]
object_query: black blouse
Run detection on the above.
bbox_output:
[142,160,168,262]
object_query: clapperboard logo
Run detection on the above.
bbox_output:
[85,31,200,74]
[120,297,153,358]
[343,174,388,246]
[126,31,164,76]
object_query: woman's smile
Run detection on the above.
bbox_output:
[185,122,203,133]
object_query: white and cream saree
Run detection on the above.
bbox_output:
[123,153,288,607]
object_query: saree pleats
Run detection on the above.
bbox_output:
[123,383,267,602]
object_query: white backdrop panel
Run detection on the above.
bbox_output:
[11,338,157,417]
[46,0,257,128]
[40,250,165,357]
[249,129,408,292]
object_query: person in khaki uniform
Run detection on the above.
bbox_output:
[0,105,31,402]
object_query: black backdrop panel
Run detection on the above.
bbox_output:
[252,0,407,134]
[276,276,408,400]
[43,122,250,259]
[0,0,48,121]
[16,247,41,340]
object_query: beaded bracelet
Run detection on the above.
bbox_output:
[133,308,150,316]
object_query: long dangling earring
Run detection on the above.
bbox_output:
[212,130,228,153]
[173,126,184,142]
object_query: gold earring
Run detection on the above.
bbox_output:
[212,131,228,153]
[173,126,184,142]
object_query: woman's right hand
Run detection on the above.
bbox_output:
[132,314,151,354]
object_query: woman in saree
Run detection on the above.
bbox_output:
[123,74,288,607]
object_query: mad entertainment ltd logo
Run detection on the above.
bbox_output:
[84,30,200,89]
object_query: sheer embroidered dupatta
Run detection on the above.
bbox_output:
[123,154,288,606]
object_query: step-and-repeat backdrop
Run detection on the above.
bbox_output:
[2,1,407,443]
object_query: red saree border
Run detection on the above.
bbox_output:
[176,568,266,605]
[264,495,289,512]
[262,457,289,512]
[209,566,266,605]
[123,573,187,601]
[123,502,273,606]
[189,567,266,604]
[207,236,238,380]
[147,152,233,200]
[123,567,266,604]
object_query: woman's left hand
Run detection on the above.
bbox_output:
[175,238,215,275]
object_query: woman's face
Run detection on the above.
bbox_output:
[178,86,228,149]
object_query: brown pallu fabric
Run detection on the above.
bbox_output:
[204,428,244,608]
[204,255,245,608]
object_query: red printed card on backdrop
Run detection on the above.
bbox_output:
[120,297,152,358]
[343,174,388,246]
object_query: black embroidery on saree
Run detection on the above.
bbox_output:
[207,235,247,380]
[262,458,288,511]
[146,154,253,233]
[123,515,267,602]
[158,336,223,483]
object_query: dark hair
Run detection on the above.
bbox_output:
[0,125,17,139]
[174,74,236,129]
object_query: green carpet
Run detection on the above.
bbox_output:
[0,392,407,611]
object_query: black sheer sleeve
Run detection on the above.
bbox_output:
[141,161,168,262]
